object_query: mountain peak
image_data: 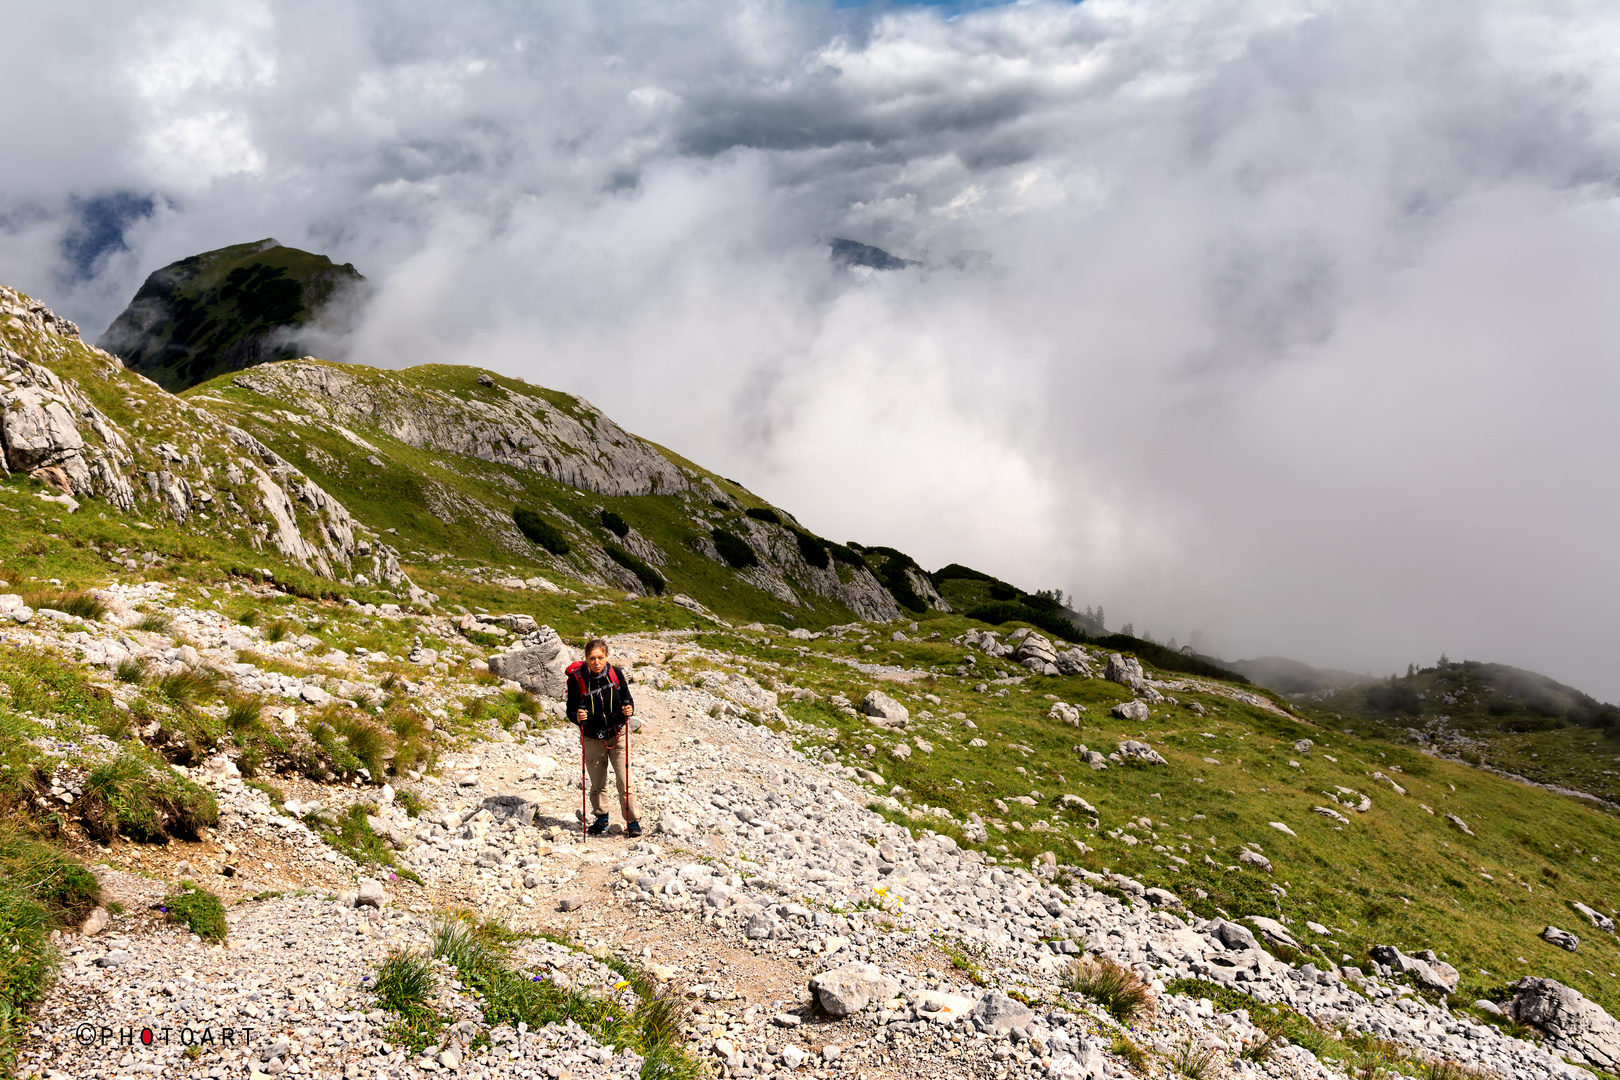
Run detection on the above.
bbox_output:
[97,240,366,392]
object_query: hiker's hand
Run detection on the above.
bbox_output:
[622,705,633,717]
[576,708,586,724]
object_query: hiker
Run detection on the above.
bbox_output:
[567,637,641,837]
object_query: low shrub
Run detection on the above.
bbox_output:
[599,510,629,537]
[711,528,758,569]
[827,542,864,566]
[160,881,227,942]
[744,506,781,526]
[792,529,830,569]
[604,544,665,595]
[513,507,570,555]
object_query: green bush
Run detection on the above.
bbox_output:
[711,528,758,569]
[931,563,1002,586]
[744,506,781,526]
[604,544,665,595]
[81,751,220,843]
[513,507,571,555]
[827,542,864,566]
[600,509,630,537]
[161,881,227,942]
[792,529,830,569]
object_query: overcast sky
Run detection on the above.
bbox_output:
[3,0,1618,697]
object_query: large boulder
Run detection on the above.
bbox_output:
[1013,635,1059,665]
[1111,700,1150,722]
[1207,918,1261,952]
[487,627,573,697]
[1104,653,1145,691]
[1511,976,1620,1071]
[809,963,899,1017]
[1368,945,1459,994]
[971,990,1035,1034]
[860,690,909,727]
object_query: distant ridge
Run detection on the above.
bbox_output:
[829,237,919,271]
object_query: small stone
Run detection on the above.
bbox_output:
[355,878,386,909]
[80,907,109,937]
[558,895,585,912]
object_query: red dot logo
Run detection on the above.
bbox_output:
[141,1029,153,1046]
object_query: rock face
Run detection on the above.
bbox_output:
[232,360,690,499]
[1104,653,1146,691]
[488,627,575,698]
[809,962,898,1017]
[1511,976,1620,1071]
[0,343,134,510]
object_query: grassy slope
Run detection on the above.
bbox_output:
[11,297,1620,1039]
[185,361,884,630]
[704,617,1620,1019]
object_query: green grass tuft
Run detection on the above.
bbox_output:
[81,751,219,843]
[1064,956,1154,1023]
[160,881,227,942]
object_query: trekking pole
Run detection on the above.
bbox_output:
[625,714,632,823]
[580,726,587,842]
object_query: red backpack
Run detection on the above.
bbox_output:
[566,661,622,698]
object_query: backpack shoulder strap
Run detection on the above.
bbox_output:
[607,666,621,688]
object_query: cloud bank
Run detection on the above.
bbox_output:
[3,0,1619,696]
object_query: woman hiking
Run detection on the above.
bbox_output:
[567,638,641,837]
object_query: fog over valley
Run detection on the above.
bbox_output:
[3,0,1618,697]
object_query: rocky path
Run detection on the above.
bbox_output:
[15,622,1608,1080]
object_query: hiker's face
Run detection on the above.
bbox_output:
[586,648,608,674]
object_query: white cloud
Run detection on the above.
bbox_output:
[3,0,1620,697]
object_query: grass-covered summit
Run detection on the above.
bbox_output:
[97,238,365,391]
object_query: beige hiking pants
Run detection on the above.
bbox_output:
[583,733,640,822]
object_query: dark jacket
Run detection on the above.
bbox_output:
[567,663,634,741]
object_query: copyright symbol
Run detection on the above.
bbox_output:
[75,1023,97,1046]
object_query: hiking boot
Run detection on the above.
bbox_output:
[626,820,642,838]
[587,814,609,836]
